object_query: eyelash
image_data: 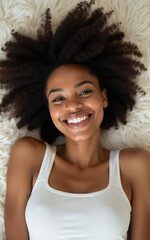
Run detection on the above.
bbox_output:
[52,89,93,103]
[79,89,93,96]
[52,97,65,103]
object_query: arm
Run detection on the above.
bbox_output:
[127,150,150,240]
[4,137,37,240]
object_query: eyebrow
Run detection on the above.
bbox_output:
[48,80,94,98]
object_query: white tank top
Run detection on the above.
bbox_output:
[25,143,131,240]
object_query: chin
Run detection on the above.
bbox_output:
[65,131,96,142]
[55,123,101,142]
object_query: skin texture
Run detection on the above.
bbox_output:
[45,64,108,168]
[4,64,150,240]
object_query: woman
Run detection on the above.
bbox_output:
[0,1,150,239]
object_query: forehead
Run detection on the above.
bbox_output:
[46,64,99,88]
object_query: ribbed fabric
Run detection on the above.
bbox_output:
[25,143,131,240]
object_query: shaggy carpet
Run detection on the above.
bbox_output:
[0,0,150,239]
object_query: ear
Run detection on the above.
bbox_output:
[101,88,108,108]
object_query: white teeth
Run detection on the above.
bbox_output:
[67,115,88,124]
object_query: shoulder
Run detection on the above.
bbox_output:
[119,148,150,187]
[10,136,47,174]
[119,148,150,239]
[5,137,47,236]
[120,147,150,168]
[12,136,45,150]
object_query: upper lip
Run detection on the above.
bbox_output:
[61,111,93,122]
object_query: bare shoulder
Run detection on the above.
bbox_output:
[11,136,46,173]
[5,137,47,239]
[120,149,150,239]
[13,136,45,150]
[119,147,150,185]
[120,147,150,165]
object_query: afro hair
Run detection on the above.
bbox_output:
[0,0,146,144]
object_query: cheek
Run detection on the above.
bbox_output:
[88,95,103,112]
[49,106,57,121]
[49,105,62,127]
[89,95,104,125]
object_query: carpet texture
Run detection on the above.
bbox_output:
[0,0,150,238]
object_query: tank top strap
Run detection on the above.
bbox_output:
[37,142,56,180]
[109,150,122,187]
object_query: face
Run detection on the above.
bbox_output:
[45,64,108,142]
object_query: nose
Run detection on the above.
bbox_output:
[65,99,83,111]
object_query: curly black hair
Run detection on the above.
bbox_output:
[0,0,146,144]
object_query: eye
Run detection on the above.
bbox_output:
[80,89,93,96]
[52,97,65,103]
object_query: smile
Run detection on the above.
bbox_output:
[67,116,88,124]
[62,113,92,129]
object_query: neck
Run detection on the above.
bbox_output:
[58,129,108,169]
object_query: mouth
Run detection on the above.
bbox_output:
[62,113,92,129]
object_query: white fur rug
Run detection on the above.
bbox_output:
[0,0,150,238]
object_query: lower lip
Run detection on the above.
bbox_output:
[63,115,92,129]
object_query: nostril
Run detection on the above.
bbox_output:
[65,101,83,110]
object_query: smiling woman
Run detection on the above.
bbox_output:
[0,0,150,240]
[45,64,107,142]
